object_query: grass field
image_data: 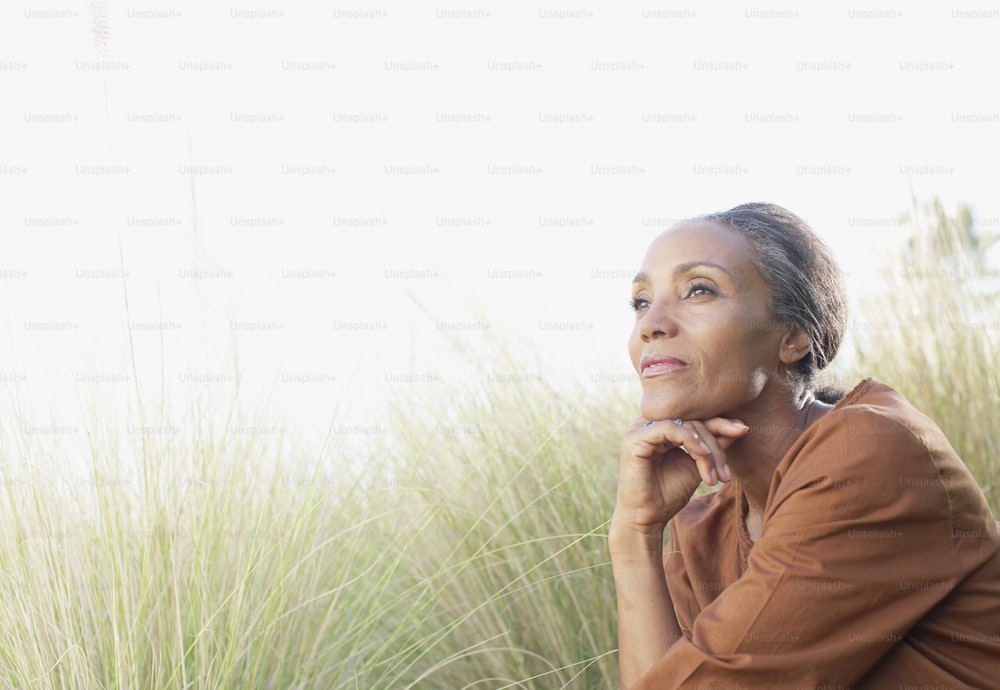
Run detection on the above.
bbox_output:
[1,205,997,688]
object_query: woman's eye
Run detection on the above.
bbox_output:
[686,283,716,298]
[629,297,650,312]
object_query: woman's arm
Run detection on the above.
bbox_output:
[609,521,682,689]
[610,416,748,687]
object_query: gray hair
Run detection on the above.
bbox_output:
[699,202,848,397]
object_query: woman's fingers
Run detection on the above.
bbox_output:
[702,416,751,439]
[632,415,750,486]
[615,414,749,529]
[684,420,731,485]
[701,417,750,454]
[630,419,714,484]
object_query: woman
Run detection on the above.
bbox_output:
[610,202,1000,689]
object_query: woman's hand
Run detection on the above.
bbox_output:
[611,416,750,540]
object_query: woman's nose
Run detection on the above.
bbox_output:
[639,299,678,341]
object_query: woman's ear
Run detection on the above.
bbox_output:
[779,327,811,366]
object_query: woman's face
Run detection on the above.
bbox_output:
[628,220,792,421]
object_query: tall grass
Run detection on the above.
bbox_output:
[0,356,630,689]
[1,201,997,688]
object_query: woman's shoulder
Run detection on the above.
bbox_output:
[802,377,942,461]
[778,377,995,537]
[829,376,923,418]
[781,377,956,491]
[763,378,937,507]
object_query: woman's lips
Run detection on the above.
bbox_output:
[640,356,688,378]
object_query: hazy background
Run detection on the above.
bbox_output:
[3,1,999,464]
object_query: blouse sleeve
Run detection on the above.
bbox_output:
[633,406,983,689]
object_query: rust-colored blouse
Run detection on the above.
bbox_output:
[635,378,1000,689]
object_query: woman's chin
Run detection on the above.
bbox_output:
[641,396,687,422]
[641,394,714,422]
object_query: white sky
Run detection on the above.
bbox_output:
[2,1,999,467]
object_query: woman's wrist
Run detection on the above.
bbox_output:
[608,513,669,558]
